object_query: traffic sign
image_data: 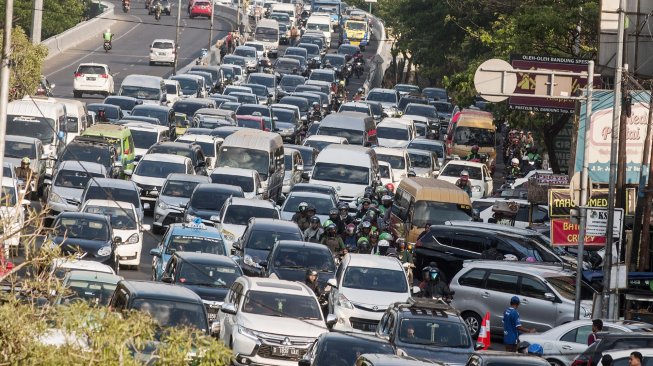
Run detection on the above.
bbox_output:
[474,59,517,103]
[585,207,624,238]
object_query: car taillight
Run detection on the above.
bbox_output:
[74,73,83,78]
[415,238,423,248]
[100,74,109,78]
[571,359,590,366]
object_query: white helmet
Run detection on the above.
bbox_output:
[511,158,519,165]
[106,28,111,33]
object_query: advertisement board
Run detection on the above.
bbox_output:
[551,218,607,246]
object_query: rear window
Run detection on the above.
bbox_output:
[152,41,173,49]
[77,65,106,74]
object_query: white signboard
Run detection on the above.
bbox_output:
[585,207,624,238]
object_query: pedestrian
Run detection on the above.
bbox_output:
[588,319,603,346]
[225,32,233,53]
[290,25,300,46]
[630,352,643,366]
[601,354,613,366]
[503,296,536,352]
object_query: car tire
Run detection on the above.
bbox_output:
[73,91,82,98]
[149,61,155,66]
[547,360,564,366]
[462,311,482,339]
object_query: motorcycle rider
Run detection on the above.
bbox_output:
[153,0,162,18]
[310,102,322,121]
[357,237,371,254]
[378,195,392,216]
[338,202,353,225]
[482,241,504,260]
[304,216,324,243]
[97,109,109,123]
[466,145,482,161]
[291,202,310,231]
[103,28,113,47]
[304,269,323,297]
[356,198,371,219]
[369,231,381,255]
[357,220,373,240]
[327,208,345,235]
[321,223,346,254]
[525,145,543,169]
[342,224,358,251]
[507,157,521,177]
[419,263,453,299]
[15,157,33,197]
[455,170,473,197]
[353,88,364,102]
[290,25,300,47]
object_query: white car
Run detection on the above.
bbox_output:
[51,259,117,275]
[374,146,409,186]
[520,320,653,366]
[375,118,416,148]
[214,197,280,255]
[176,134,223,172]
[217,276,331,366]
[130,153,195,207]
[377,161,396,192]
[124,122,171,160]
[437,160,493,198]
[164,79,182,106]
[0,177,27,256]
[210,167,263,199]
[73,63,114,98]
[149,39,176,65]
[597,349,653,366]
[80,200,150,269]
[302,135,348,152]
[327,254,417,333]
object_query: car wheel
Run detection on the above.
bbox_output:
[73,91,82,98]
[547,360,564,366]
[462,311,482,339]
[149,61,155,66]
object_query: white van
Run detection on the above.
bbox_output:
[118,74,167,105]
[254,19,280,57]
[375,117,416,148]
[7,96,67,177]
[306,14,332,48]
[271,2,296,27]
[309,144,379,203]
[55,98,89,144]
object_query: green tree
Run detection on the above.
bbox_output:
[0,27,48,101]
[0,0,87,40]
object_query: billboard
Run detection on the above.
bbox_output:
[575,90,651,184]
[508,55,597,113]
[551,218,607,246]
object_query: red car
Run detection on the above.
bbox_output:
[189,0,212,18]
[236,115,267,131]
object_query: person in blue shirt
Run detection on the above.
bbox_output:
[503,296,535,352]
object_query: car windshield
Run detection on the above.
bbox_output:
[303,139,336,152]
[284,195,334,215]
[323,56,345,67]
[308,23,330,32]
[280,98,309,112]
[454,127,495,147]
[248,75,275,88]
[5,140,36,159]
[296,149,315,166]
[441,164,482,180]
[165,84,178,94]
[129,129,159,150]
[408,142,444,158]
[177,262,240,288]
[346,21,366,31]
[398,319,471,348]
[367,91,396,104]
[255,27,278,42]
[181,140,215,157]
[411,201,472,227]
[237,105,270,118]
[313,337,394,365]
[312,162,369,185]
[148,145,194,160]
[223,205,278,225]
[134,160,186,178]
[405,105,438,119]
[6,115,55,144]
[280,76,305,88]
[120,86,161,100]
[241,290,322,320]
[162,180,200,198]
[217,147,270,179]
[285,48,306,58]
[299,44,319,57]
[343,266,407,293]
[432,102,453,113]
[64,117,79,133]
[277,59,299,70]
[173,78,198,92]
[338,45,359,55]
[378,164,391,178]
[272,109,294,124]
[132,298,206,330]
[546,275,595,301]
[339,105,369,115]
[408,152,432,168]
[210,173,254,193]
[424,89,448,100]
[88,105,121,120]
[248,230,303,251]
[376,154,406,169]
[105,97,137,111]
[83,205,136,230]
[55,217,109,240]
[174,102,208,117]
[190,189,237,210]
[166,234,225,255]
[131,108,167,125]
[55,169,104,189]
[223,56,246,67]
[153,41,173,49]
[244,84,267,98]
[317,126,363,145]
[377,126,409,141]
[310,72,334,83]
[64,279,116,306]
[236,117,263,130]
[396,85,420,94]
[77,65,107,74]
[84,187,140,209]
[273,246,335,272]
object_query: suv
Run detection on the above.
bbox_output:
[146,141,208,175]
[152,173,211,234]
[45,160,108,220]
[184,183,244,226]
[58,136,122,179]
[375,298,476,364]
[262,240,336,286]
[81,178,144,220]
[149,39,176,66]
[73,63,115,98]
[465,351,550,366]
[215,197,280,256]
[450,261,596,339]
[217,277,332,366]
[327,254,417,334]
[572,333,653,366]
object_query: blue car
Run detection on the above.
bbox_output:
[149,219,227,281]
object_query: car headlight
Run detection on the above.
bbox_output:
[335,293,354,310]
[221,229,235,242]
[158,201,168,210]
[49,192,63,204]
[243,254,261,268]
[238,325,259,341]
[126,233,140,244]
[97,246,112,257]
[472,185,482,192]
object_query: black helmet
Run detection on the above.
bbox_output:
[306,205,316,212]
[310,216,320,224]
[329,208,338,216]
[358,239,370,253]
[306,268,318,279]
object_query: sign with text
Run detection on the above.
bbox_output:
[551,218,607,246]
[548,188,636,217]
[586,207,624,238]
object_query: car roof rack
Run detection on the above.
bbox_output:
[392,298,457,317]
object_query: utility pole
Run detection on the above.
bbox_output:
[0,0,14,189]
[208,1,214,52]
[173,0,182,75]
[616,83,629,212]
[603,0,626,320]
[31,0,43,44]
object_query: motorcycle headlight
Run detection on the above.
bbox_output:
[243,254,261,268]
[221,229,235,242]
[97,246,112,257]
[472,185,481,192]
[126,233,140,244]
[335,293,354,310]
[158,201,168,210]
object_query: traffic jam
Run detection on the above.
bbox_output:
[0,0,650,365]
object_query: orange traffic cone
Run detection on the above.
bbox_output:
[477,311,491,350]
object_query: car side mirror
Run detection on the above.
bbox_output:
[326,314,337,328]
[210,215,221,223]
[474,342,485,350]
[544,292,556,302]
[327,278,337,289]
[161,276,173,283]
[411,286,421,295]
[221,303,237,315]
[258,260,268,268]
[149,248,162,257]
[124,169,133,176]
[113,236,122,244]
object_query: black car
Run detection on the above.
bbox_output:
[275,57,302,78]
[58,136,122,178]
[572,333,653,366]
[337,44,361,62]
[321,54,347,79]
[272,108,301,144]
[279,96,310,120]
[210,126,245,139]
[397,95,428,112]
[146,141,208,175]
[284,145,318,174]
[49,212,120,273]
[87,103,124,122]
[103,96,143,114]
[278,74,306,98]
[232,218,303,276]
[131,104,176,138]
[184,183,244,226]
[172,99,216,125]
[376,298,478,365]
[160,251,242,325]
[414,225,563,281]
[466,351,550,366]
[299,331,395,366]
[262,240,335,288]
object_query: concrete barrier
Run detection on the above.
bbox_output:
[43,2,117,60]
[362,13,391,91]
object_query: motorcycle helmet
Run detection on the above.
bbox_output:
[357,238,370,253]
[471,145,479,153]
[460,170,469,180]
[329,208,338,216]
[312,101,320,109]
[327,223,337,231]
[385,183,395,192]
[527,343,544,357]
[21,157,30,165]
[298,202,308,212]
[306,268,318,280]
[428,266,440,282]
[381,195,392,203]
[345,223,356,234]
[357,87,364,94]
[338,202,349,212]
[306,205,316,213]
[379,232,393,242]
[511,158,520,166]
[361,221,371,229]
[361,198,371,206]
[378,239,390,247]
[323,219,334,228]
[310,216,320,224]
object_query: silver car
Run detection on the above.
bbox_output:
[450,261,596,339]
[45,160,108,220]
[152,173,210,234]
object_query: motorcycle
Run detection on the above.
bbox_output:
[103,41,112,52]
[154,5,162,20]
[122,0,130,12]
[353,59,364,79]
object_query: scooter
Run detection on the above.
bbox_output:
[103,41,112,52]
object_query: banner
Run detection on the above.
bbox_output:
[548,188,636,217]
[551,218,607,246]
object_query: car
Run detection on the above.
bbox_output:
[339,102,373,116]
[58,136,122,179]
[130,153,195,207]
[397,95,428,112]
[366,88,401,116]
[572,333,653,366]
[394,84,421,96]
[302,135,349,152]
[376,298,477,364]
[184,183,244,226]
[376,118,415,148]
[280,191,336,223]
[56,270,122,307]
[278,74,306,99]
[355,354,445,366]
[47,212,120,274]
[234,45,259,72]
[149,39,176,66]
[450,261,596,339]
[263,240,335,286]
[189,0,212,17]
[80,200,149,269]
[437,160,493,198]
[231,92,259,105]
[160,251,243,326]
[374,147,409,186]
[80,178,145,220]
[103,95,143,115]
[465,351,551,366]
[73,63,115,98]
[309,69,337,84]
[327,254,417,333]
[149,220,227,281]
[337,44,361,62]
[299,331,395,366]
[273,108,301,144]
[519,320,653,366]
[407,138,446,167]
[87,103,124,122]
[5,135,46,199]
[422,87,448,102]
[217,277,331,366]
[232,218,304,276]
[146,141,208,175]
[0,177,27,255]
[210,167,263,199]
[406,149,439,178]
[403,104,440,131]
[283,148,304,194]
[275,57,303,78]
[130,105,176,137]
[124,122,171,160]
[289,182,338,203]
[45,160,108,219]
[175,133,222,171]
[152,173,211,234]
[595,349,653,366]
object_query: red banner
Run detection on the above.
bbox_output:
[550,218,607,246]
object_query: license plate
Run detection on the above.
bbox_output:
[271,346,300,357]
[87,77,96,81]
[208,312,218,321]
[367,324,377,331]
[159,52,166,55]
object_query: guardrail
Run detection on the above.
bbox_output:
[363,14,391,91]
